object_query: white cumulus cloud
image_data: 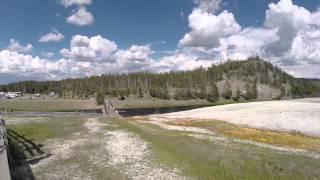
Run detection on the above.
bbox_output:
[116,45,154,62]
[39,29,65,43]
[179,9,241,48]
[60,0,92,8]
[193,0,222,13]
[0,34,215,82]
[1,0,320,83]
[155,52,213,72]
[264,0,311,56]
[218,27,279,60]
[6,39,33,53]
[178,0,320,78]
[66,7,94,26]
[60,35,118,61]
[42,51,55,58]
[115,45,156,72]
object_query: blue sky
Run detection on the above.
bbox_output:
[1,0,318,55]
[0,0,320,83]
[0,0,193,55]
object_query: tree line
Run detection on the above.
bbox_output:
[1,57,319,102]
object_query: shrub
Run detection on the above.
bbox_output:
[95,92,105,105]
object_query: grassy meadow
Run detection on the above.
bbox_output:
[0,99,100,112]
[2,97,319,180]
[3,114,320,179]
[169,120,320,152]
[0,97,251,112]
[113,118,320,179]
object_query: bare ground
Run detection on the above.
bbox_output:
[152,98,320,137]
[5,99,320,179]
[30,117,186,180]
[137,116,320,160]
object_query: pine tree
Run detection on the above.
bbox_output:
[198,83,207,99]
[280,86,286,98]
[2,58,316,100]
[245,81,258,100]
[96,92,105,105]
[233,86,241,101]
[245,83,251,101]
[222,80,232,99]
[207,82,219,102]
[149,88,156,98]
[251,81,258,99]
[138,86,144,98]
[186,88,195,99]
[161,86,170,99]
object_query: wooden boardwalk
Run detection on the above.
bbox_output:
[103,100,119,116]
[0,116,11,180]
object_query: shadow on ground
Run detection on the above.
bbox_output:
[7,129,51,180]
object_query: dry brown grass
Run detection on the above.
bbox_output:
[225,127,320,151]
[171,119,320,152]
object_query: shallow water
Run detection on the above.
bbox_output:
[118,105,212,117]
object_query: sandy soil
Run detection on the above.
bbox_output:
[146,117,215,135]
[152,98,320,137]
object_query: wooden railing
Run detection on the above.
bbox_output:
[103,100,118,115]
[0,116,11,180]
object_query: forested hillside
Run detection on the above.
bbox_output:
[1,57,319,102]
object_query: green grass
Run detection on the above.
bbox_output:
[113,98,251,109]
[5,115,90,180]
[5,115,126,180]
[0,97,252,112]
[112,98,213,109]
[113,118,320,180]
[191,120,320,152]
[33,139,126,180]
[168,119,320,152]
[5,114,320,179]
[6,116,85,142]
[0,98,213,111]
[0,99,100,112]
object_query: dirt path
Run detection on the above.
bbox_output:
[105,129,186,180]
[87,118,186,180]
[30,117,186,180]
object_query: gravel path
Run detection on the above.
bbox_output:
[152,99,320,137]
[104,129,186,180]
[24,117,187,179]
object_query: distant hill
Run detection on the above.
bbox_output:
[1,57,319,102]
[298,78,320,85]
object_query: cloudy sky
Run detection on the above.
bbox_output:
[0,0,320,84]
